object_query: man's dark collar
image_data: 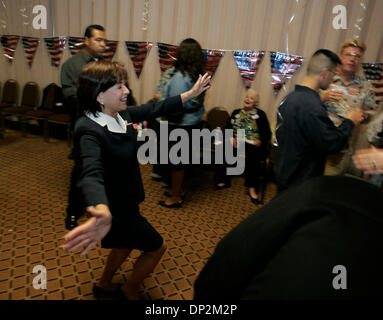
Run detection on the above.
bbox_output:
[79,49,99,62]
[295,84,318,93]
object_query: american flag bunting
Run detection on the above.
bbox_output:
[362,63,383,107]
[21,37,39,67]
[157,42,178,74]
[125,41,153,78]
[101,40,118,61]
[68,37,85,56]
[0,35,20,63]
[203,49,225,79]
[270,51,304,96]
[233,50,265,88]
[43,37,67,67]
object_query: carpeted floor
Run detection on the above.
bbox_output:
[0,129,277,300]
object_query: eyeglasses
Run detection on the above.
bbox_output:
[343,52,362,59]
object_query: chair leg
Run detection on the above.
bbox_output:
[260,178,266,204]
[43,120,49,142]
[0,114,5,133]
[21,117,27,137]
[67,125,71,147]
[259,159,268,204]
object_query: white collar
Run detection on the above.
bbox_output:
[86,111,127,133]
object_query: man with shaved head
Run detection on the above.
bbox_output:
[274,49,364,193]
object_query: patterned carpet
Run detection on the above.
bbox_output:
[0,129,277,300]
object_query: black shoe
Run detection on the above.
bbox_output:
[247,190,260,204]
[158,200,183,208]
[93,284,123,299]
[64,215,78,230]
[214,183,231,190]
[163,191,186,200]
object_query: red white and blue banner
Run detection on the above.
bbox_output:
[101,40,119,61]
[68,36,85,56]
[157,42,178,74]
[233,50,265,88]
[0,35,19,63]
[21,37,39,67]
[270,51,304,96]
[125,41,153,78]
[203,49,225,79]
[43,37,67,67]
[362,63,383,106]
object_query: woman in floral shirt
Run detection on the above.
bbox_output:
[215,89,271,204]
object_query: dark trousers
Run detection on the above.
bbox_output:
[66,163,84,220]
[147,118,171,185]
[214,143,264,192]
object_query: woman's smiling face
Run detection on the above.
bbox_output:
[97,81,130,117]
[243,92,259,109]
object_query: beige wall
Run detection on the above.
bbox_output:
[1,0,383,126]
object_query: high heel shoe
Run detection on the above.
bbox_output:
[163,191,186,200]
[247,191,260,204]
[92,284,123,299]
[250,197,260,204]
[158,200,183,208]
[214,182,231,190]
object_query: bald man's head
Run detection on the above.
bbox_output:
[307,49,341,76]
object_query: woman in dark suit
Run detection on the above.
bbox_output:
[215,89,271,204]
[61,60,210,299]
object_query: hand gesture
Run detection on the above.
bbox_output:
[345,109,364,125]
[191,73,212,97]
[61,205,112,257]
[254,139,262,147]
[353,146,383,174]
[321,90,343,103]
[181,73,211,103]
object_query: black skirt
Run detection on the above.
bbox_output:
[101,205,163,252]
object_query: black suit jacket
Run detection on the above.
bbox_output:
[194,176,383,300]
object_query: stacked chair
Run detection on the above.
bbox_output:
[1,81,40,133]
[0,79,20,133]
[22,83,71,145]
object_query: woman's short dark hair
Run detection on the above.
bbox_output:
[77,60,128,116]
[174,38,206,82]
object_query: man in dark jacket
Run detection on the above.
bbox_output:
[194,175,383,300]
[273,49,364,193]
[61,24,106,125]
[60,25,106,230]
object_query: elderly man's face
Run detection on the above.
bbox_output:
[339,46,363,75]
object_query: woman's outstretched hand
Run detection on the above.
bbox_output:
[181,73,211,103]
[61,204,112,257]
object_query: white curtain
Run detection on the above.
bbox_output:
[1,0,383,126]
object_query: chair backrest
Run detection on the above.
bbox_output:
[40,83,68,113]
[20,81,40,108]
[1,79,19,105]
[206,107,230,130]
[0,81,2,99]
